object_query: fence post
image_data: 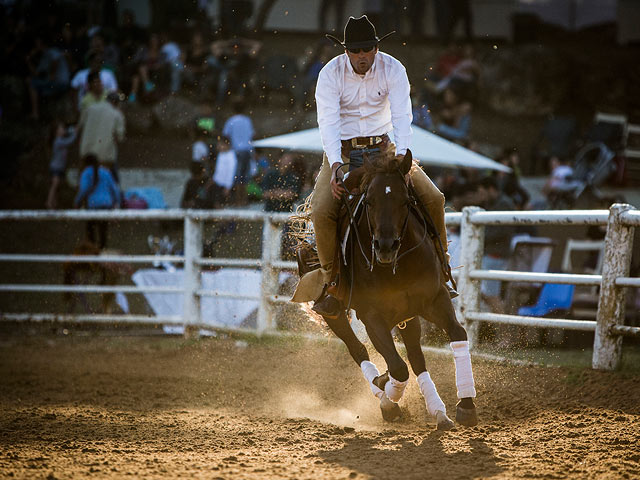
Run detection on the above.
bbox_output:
[258,215,281,335]
[183,215,203,339]
[592,203,635,370]
[458,206,485,348]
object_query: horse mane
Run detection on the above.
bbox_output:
[360,151,403,191]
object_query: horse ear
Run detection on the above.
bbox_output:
[400,149,412,175]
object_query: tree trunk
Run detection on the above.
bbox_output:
[253,0,279,34]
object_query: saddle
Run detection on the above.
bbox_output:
[295,167,453,305]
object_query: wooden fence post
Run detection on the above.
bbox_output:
[458,206,485,348]
[183,216,203,338]
[258,216,280,335]
[592,203,635,370]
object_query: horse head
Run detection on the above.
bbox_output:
[362,149,413,266]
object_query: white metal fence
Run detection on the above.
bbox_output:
[0,204,638,370]
[0,209,294,336]
[456,203,640,371]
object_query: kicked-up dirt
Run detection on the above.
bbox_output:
[0,330,639,479]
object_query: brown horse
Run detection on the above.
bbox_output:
[302,150,478,429]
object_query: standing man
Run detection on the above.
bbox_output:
[293,15,456,317]
[222,99,255,204]
[79,92,126,184]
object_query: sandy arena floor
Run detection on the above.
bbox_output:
[0,331,639,479]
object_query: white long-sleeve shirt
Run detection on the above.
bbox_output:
[213,150,238,189]
[315,51,412,167]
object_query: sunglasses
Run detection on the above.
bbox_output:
[347,46,375,54]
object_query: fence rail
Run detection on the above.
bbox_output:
[0,205,638,370]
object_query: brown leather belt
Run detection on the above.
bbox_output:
[341,134,389,158]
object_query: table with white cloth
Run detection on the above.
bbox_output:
[132,268,290,333]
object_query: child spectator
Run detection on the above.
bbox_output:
[211,136,237,208]
[79,69,106,112]
[74,154,121,249]
[181,162,211,209]
[191,125,211,168]
[46,122,77,209]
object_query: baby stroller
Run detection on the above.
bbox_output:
[549,113,623,209]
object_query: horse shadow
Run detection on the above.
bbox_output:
[316,429,504,480]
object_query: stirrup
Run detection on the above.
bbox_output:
[312,294,343,319]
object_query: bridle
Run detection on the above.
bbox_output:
[341,168,429,275]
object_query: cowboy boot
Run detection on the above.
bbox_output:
[312,291,343,319]
[311,281,344,318]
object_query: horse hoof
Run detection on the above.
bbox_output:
[435,411,455,431]
[380,394,402,422]
[455,402,478,427]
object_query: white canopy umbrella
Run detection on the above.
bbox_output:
[254,125,510,172]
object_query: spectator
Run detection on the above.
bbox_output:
[434,43,480,100]
[495,148,530,209]
[208,37,262,105]
[261,152,301,213]
[191,122,212,169]
[70,51,118,110]
[74,154,121,249]
[127,32,165,103]
[429,43,463,84]
[211,136,237,208]
[300,40,334,105]
[433,86,472,142]
[181,162,211,209]
[412,88,434,130]
[46,122,77,209]
[26,35,70,120]
[222,99,254,203]
[79,69,106,112]
[542,155,580,208]
[159,33,183,94]
[79,91,126,183]
[262,152,303,259]
[219,0,253,37]
[183,30,211,98]
[476,176,516,315]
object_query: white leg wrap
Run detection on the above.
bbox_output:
[360,360,384,399]
[451,341,477,398]
[384,374,408,403]
[416,371,446,417]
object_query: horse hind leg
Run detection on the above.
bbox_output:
[426,289,478,427]
[399,318,454,430]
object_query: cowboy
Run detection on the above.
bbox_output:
[294,15,456,317]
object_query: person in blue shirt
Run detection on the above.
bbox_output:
[74,154,121,248]
[222,99,254,204]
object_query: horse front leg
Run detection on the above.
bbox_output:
[323,311,394,405]
[322,311,389,399]
[399,317,455,430]
[362,313,410,421]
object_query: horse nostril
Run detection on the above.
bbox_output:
[391,239,400,251]
[374,239,380,250]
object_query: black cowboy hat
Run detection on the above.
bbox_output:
[326,15,395,50]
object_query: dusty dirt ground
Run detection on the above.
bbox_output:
[1,330,639,480]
